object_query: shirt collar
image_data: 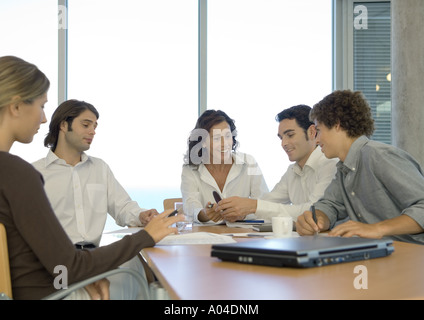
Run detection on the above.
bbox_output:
[232,152,248,165]
[44,149,90,167]
[338,135,369,173]
[292,146,323,175]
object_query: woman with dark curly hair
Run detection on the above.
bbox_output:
[296,90,424,245]
[181,110,268,223]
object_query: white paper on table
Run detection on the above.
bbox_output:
[101,229,237,246]
[100,227,143,246]
[221,232,274,238]
[225,221,263,229]
[157,232,236,246]
[104,227,143,234]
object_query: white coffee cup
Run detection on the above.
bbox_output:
[272,217,293,238]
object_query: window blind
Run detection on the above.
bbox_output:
[353,1,391,144]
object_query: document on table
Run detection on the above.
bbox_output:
[157,232,236,246]
[222,232,300,238]
[101,229,236,246]
[100,227,143,246]
[226,220,272,231]
[104,227,143,234]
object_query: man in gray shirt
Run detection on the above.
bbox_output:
[296,90,424,245]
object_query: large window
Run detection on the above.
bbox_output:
[67,0,198,213]
[1,1,333,230]
[2,0,58,162]
[208,0,333,188]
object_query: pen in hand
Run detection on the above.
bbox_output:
[311,205,319,235]
[167,206,182,217]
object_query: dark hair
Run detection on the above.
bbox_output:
[184,109,238,166]
[44,99,99,151]
[275,105,314,134]
[310,90,375,138]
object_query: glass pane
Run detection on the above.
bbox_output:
[1,0,58,162]
[353,1,391,144]
[68,0,198,215]
[208,0,333,187]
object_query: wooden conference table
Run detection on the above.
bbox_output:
[140,225,424,300]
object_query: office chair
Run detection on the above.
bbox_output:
[163,198,183,211]
[0,223,150,300]
[43,268,150,300]
[0,223,12,299]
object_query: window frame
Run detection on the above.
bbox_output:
[57,0,207,116]
[333,0,391,90]
[332,0,392,143]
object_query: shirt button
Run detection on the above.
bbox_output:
[351,191,355,196]
[352,168,356,171]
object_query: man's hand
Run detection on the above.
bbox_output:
[328,220,389,239]
[84,278,110,300]
[296,209,330,235]
[139,209,159,226]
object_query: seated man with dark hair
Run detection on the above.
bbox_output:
[216,104,337,222]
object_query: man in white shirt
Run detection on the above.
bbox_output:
[216,105,338,222]
[32,99,156,299]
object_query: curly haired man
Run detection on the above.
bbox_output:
[296,90,424,245]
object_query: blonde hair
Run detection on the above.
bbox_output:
[0,56,50,110]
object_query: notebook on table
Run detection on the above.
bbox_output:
[211,236,394,268]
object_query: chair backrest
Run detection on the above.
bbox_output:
[163,198,183,212]
[0,223,12,299]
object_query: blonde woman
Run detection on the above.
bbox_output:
[0,56,182,300]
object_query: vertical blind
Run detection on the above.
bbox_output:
[353,1,391,144]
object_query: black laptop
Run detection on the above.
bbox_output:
[211,236,394,268]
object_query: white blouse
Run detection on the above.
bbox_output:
[181,152,269,223]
